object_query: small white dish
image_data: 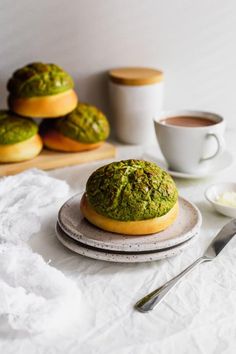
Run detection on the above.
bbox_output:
[58,194,202,252]
[205,182,236,218]
[143,150,233,179]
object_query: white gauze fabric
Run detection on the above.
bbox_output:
[0,169,81,333]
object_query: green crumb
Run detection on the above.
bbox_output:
[86,159,178,221]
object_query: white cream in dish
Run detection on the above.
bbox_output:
[216,191,236,207]
[205,183,236,218]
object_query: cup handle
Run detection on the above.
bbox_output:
[201,133,225,161]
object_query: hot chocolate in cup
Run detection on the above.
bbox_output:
[154,110,226,174]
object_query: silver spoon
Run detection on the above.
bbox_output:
[135,219,236,313]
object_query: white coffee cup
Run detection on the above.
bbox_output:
[154,110,225,174]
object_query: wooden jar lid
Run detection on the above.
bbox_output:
[109,67,163,86]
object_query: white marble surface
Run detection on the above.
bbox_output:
[1,130,236,353]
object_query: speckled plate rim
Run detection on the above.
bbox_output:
[55,222,199,263]
[58,194,202,252]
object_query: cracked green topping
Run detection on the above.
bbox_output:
[86,159,178,221]
[0,110,38,144]
[7,62,74,98]
[55,103,110,143]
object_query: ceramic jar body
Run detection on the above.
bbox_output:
[109,81,164,145]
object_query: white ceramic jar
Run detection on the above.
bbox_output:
[109,67,164,145]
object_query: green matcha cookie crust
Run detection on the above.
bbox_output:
[7,62,74,98]
[0,110,38,144]
[86,159,178,221]
[0,110,43,163]
[41,103,110,152]
[55,103,110,143]
[7,62,78,118]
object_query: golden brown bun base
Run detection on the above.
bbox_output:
[9,89,78,118]
[0,134,43,163]
[42,130,103,152]
[80,194,179,236]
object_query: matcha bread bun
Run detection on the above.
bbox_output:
[0,110,42,163]
[41,102,110,152]
[80,160,178,235]
[7,62,78,118]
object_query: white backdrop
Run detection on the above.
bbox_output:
[0,0,236,127]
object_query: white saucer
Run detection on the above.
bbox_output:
[143,150,233,179]
[58,194,202,252]
[55,223,199,263]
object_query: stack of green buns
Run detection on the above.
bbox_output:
[0,62,110,163]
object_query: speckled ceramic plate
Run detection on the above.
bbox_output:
[58,193,202,252]
[55,222,199,263]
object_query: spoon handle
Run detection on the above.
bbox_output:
[135,256,209,313]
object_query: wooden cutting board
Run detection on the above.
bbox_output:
[0,142,116,176]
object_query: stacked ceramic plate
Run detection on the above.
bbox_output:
[56,193,202,263]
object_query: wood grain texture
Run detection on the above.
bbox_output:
[109,67,163,85]
[0,142,116,176]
